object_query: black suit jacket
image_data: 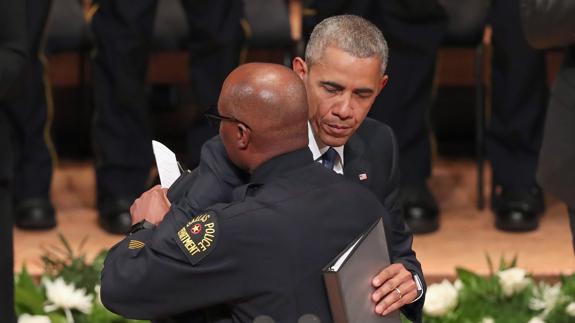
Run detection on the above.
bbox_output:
[168,117,424,322]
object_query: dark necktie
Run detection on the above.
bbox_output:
[321,147,338,170]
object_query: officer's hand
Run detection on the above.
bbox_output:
[130,185,171,225]
[371,263,418,316]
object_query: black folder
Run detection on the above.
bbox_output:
[322,218,401,323]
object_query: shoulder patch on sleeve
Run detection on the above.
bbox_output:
[175,211,219,265]
[128,239,145,249]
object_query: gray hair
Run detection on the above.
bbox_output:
[305,15,389,75]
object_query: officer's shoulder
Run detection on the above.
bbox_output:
[205,200,261,222]
[201,135,225,157]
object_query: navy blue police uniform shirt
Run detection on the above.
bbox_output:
[101,148,394,322]
[167,118,425,322]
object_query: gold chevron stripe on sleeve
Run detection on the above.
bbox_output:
[128,240,146,249]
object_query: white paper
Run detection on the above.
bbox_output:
[152,140,181,188]
[330,234,364,271]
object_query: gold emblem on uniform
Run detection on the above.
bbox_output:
[176,211,219,265]
[128,239,145,249]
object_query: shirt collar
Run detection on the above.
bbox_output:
[250,147,313,184]
[307,122,345,167]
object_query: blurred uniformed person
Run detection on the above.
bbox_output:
[1,0,28,320]
[5,0,56,230]
[101,63,420,322]
[91,0,244,234]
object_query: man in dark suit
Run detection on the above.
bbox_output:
[132,15,425,321]
[1,0,28,320]
[309,0,547,233]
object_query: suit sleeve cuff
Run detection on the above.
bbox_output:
[410,273,424,303]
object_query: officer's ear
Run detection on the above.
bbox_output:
[236,123,250,150]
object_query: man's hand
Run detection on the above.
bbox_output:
[371,263,418,316]
[130,185,171,225]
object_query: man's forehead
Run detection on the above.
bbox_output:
[309,61,382,91]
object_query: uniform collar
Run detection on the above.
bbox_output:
[250,147,313,184]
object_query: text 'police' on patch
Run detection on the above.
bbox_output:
[176,211,219,265]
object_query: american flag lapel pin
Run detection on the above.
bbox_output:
[358,173,368,181]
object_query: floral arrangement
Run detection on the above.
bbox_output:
[14,235,147,323]
[16,238,574,323]
[421,257,575,323]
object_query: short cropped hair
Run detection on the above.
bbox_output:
[305,15,389,75]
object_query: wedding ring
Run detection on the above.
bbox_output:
[394,287,402,299]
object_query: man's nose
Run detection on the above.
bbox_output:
[332,93,353,119]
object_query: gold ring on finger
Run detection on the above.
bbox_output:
[394,287,402,299]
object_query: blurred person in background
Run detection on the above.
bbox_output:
[522,0,575,251]
[4,0,56,230]
[91,0,245,234]
[0,0,28,320]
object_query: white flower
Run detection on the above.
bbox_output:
[42,277,93,323]
[496,267,531,297]
[566,302,575,316]
[18,314,51,323]
[528,282,562,318]
[453,279,463,291]
[423,279,458,317]
[480,317,495,323]
[527,317,546,323]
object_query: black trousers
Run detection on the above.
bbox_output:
[91,0,244,201]
[0,109,15,323]
[4,0,54,202]
[358,0,547,189]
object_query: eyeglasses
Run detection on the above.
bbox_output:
[204,105,251,129]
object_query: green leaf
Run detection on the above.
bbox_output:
[48,312,68,323]
[14,288,45,315]
[58,232,74,257]
[485,253,494,276]
[561,273,575,299]
[14,266,45,315]
[456,267,486,289]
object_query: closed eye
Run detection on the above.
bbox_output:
[354,89,374,99]
[320,81,343,94]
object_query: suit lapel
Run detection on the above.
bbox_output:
[343,134,372,187]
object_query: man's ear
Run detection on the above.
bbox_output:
[236,123,250,149]
[292,57,308,80]
[380,75,389,91]
[374,75,389,97]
